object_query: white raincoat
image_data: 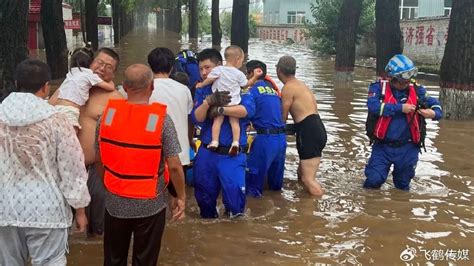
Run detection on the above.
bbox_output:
[0,92,90,228]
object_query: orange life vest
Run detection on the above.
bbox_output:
[99,99,169,199]
[374,81,421,143]
[264,75,281,97]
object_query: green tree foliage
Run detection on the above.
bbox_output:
[307,0,375,54]
[221,11,232,37]
[98,1,109,16]
[249,14,258,37]
[64,0,110,15]
[198,0,211,35]
[220,10,258,38]
[181,1,211,36]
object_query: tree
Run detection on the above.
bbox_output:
[189,0,198,39]
[0,0,28,101]
[375,0,402,77]
[439,0,473,120]
[41,0,69,79]
[248,13,258,38]
[85,0,99,49]
[112,0,121,44]
[211,0,222,47]
[308,0,341,54]
[198,0,210,35]
[307,0,374,54]
[231,0,249,53]
[136,0,148,27]
[166,0,182,33]
[335,0,363,78]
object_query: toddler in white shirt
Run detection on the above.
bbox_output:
[196,45,260,155]
[55,47,114,130]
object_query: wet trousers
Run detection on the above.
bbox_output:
[0,226,68,266]
[246,134,287,197]
[193,147,246,218]
[103,208,166,266]
[85,165,106,236]
[364,143,419,190]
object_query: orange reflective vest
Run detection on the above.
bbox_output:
[374,81,421,143]
[99,99,168,199]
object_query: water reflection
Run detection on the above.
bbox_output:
[66,28,474,265]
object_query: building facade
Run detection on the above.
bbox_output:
[259,0,314,44]
[263,0,315,25]
[397,0,452,65]
[399,0,452,20]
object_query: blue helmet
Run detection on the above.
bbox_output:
[385,54,418,80]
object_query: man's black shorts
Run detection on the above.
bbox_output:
[295,114,327,160]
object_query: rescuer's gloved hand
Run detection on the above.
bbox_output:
[205,90,231,106]
[208,106,220,119]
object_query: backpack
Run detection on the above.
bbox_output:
[365,80,387,144]
[172,50,201,99]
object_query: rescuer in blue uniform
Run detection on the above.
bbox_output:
[245,60,287,197]
[191,49,256,218]
[365,54,443,190]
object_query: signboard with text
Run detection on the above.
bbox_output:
[97,16,112,25]
[64,19,81,30]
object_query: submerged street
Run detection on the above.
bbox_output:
[64,27,474,265]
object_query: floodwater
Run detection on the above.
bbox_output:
[66,26,473,265]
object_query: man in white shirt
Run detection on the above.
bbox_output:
[148,47,194,171]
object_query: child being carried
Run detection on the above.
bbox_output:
[196,45,260,156]
[55,46,115,131]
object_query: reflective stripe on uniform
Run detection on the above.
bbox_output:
[379,103,385,116]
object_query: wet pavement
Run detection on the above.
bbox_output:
[65,26,474,265]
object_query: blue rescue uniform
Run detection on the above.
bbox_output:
[246,80,287,197]
[364,81,442,190]
[191,85,255,218]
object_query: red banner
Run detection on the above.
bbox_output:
[64,19,81,30]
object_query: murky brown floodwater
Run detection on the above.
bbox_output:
[63,26,473,265]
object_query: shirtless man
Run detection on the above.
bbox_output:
[50,48,123,236]
[277,56,327,196]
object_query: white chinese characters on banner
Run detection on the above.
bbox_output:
[64,19,81,30]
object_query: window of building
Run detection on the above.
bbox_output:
[444,0,452,16]
[296,11,305,24]
[275,11,279,24]
[287,11,296,24]
[400,0,418,20]
[287,11,305,24]
[269,11,273,24]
